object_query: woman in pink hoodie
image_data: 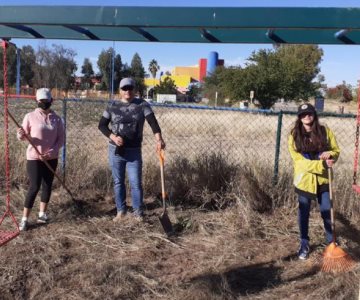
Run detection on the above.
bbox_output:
[17,88,64,231]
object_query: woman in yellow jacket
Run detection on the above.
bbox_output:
[288,103,340,260]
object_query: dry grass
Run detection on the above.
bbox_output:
[1,154,360,299]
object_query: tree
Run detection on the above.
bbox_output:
[203,45,324,109]
[97,48,122,92]
[0,44,17,88]
[130,53,146,96]
[97,48,113,91]
[51,44,77,91]
[202,66,229,106]
[113,54,123,91]
[241,49,283,108]
[130,53,145,78]
[20,45,36,87]
[187,84,202,102]
[148,59,160,78]
[81,58,94,89]
[32,44,77,91]
[325,81,353,102]
[121,63,131,79]
[342,86,353,102]
[275,45,323,101]
[2,43,77,92]
[153,77,177,95]
[32,44,53,88]
[204,57,279,107]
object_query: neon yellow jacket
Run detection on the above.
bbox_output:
[288,127,340,197]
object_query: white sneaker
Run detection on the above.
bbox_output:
[37,213,49,224]
[298,243,310,260]
[19,219,28,231]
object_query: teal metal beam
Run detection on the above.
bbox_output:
[335,29,356,44]
[129,27,158,42]
[1,6,360,29]
[64,25,100,40]
[200,29,221,43]
[6,25,43,38]
[1,6,360,44]
[266,29,286,44]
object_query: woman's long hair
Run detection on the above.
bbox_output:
[291,113,329,153]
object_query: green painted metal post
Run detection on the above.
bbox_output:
[61,98,67,182]
[273,111,283,185]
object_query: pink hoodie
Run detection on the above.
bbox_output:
[17,108,65,160]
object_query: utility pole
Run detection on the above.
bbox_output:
[110,42,115,99]
[16,48,21,95]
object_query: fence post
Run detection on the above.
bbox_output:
[273,110,283,185]
[61,98,67,182]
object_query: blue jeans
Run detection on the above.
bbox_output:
[298,192,333,245]
[108,144,143,216]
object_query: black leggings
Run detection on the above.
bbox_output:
[24,159,58,209]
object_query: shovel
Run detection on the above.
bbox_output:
[158,149,174,236]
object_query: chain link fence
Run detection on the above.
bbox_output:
[0,97,358,191]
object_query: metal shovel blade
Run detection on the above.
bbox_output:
[158,150,174,236]
[159,211,174,236]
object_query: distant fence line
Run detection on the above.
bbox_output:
[1,98,358,186]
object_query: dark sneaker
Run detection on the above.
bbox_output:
[298,242,310,260]
[37,213,49,224]
[19,219,28,231]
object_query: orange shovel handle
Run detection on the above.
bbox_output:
[158,150,166,203]
[158,149,165,165]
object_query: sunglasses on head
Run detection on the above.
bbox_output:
[121,85,134,91]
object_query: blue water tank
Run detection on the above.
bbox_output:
[207,51,218,76]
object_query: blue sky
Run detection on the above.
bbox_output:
[3,0,360,87]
